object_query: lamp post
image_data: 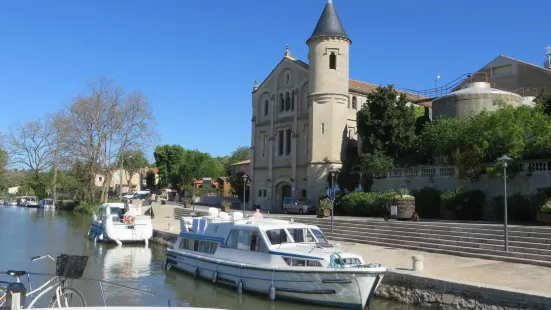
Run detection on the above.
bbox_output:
[242,174,248,214]
[498,154,512,252]
[329,169,338,233]
[192,178,196,211]
[435,75,441,96]
[119,155,132,201]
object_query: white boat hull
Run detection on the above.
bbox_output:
[89,220,152,244]
[166,250,384,309]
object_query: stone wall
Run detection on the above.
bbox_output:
[378,272,551,309]
[371,160,551,198]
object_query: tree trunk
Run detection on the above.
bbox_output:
[52,149,58,201]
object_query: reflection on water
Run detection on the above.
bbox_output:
[0,207,423,310]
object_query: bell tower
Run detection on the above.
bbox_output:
[306,0,351,200]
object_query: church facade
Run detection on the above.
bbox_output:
[249,1,400,211]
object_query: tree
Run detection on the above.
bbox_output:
[145,170,156,190]
[153,144,186,187]
[119,150,149,188]
[356,85,417,159]
[224,146,251,175]
[7,119,56,197]
[356,85,417,190]
[177,149,225,184]
[535,90,551,116]
[66,76,156,202]
[229,171,250,203]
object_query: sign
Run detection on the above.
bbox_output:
[328,188,335,201]
[390,205,398,216]
[291,184,296,192]
[296,189,300,197]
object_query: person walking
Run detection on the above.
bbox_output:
[252,207,264,219]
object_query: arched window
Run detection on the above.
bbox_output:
[264,100,269,116]
[285,92,291,111]
[329,52,337,70]
[352,96,357,110]
[279,94,284,112]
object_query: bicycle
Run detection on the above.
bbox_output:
[0,254,88,309]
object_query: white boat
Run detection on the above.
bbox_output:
[165,208,387,310]
[25,197,39,208]
[88,203,153,245]
[39,199,56,209]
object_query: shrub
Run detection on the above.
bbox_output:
[411,187,442,219]
[490,191,549,223]
[318,198,332,210]
[442,187,485,220]
[541,199,551,212]
[74,203,100,215]
[221,200,232,208]
[340,191,396,216]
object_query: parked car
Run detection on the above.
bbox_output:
[282,197,315,214]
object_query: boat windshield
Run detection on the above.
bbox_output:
[287,228,316,243]
[265,229,291,245]
[310,229,329,244]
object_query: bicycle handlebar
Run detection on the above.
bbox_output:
[30,255,55,262]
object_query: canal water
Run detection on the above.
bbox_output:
[0,207,421,310]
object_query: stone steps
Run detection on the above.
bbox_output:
[292,217,551,267]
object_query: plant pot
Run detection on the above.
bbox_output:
[537,210,551,224]
[392,199,416,220]
[221,206,230,213]
[323,208,331,217]
[184,202,191,208]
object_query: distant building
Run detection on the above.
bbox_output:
[8,186,19,195]
[230,160,251,177]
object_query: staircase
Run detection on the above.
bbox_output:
[294,217,551,268]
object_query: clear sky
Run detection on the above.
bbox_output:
[0,0,549,158]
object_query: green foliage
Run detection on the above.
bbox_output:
[24,171,48,199]
[541,199,551,212]
[419,102,551,180]
[535,90,551,116]
[145,170,156,189]
[74,202,100,214]
[411,187,442,218]
[154,144,186,187]
[221,200,232,208]
[441,187,485,220]
[356,85,417,158]
[229,171,250,203]
[339,191,397,216]
[318,198,332,210]
[119,150,149,186]
[337,147,361,192]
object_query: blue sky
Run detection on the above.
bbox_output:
[0,0,549,158]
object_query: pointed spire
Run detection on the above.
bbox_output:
[308,0,350,42]
[285,44,291,57]
[253,80,258,91]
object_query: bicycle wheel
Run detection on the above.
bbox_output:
[0,283,7,308]
[48,287,87,308]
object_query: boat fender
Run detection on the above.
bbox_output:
[269,285,276,301]
[212,271,218,284]
[87,230,90,237]
[193,268,199,279]
[237,280,243,294]
[99,233,104,241]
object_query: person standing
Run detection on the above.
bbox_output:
[252,207,264,219]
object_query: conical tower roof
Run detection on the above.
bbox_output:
[308,0,350,41]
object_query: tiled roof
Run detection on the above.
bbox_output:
[230,159,251,166]
[349,79,428,102]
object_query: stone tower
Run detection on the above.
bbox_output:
[306,0,351,199]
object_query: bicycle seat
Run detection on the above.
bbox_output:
[6,270,27,277]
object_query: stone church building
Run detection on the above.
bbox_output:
[249,0,416,211]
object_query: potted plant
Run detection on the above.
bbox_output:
[184,199,191,208]
[317,198,332,218]
[392,188,416,220]
[537,199,551,225]
[221,200,232,212]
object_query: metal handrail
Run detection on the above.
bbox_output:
[0,271,189,308]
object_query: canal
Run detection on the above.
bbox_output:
[0,207,421,310]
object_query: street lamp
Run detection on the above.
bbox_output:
[435,75,441,96]
[242,174,248,214]
[119,155,132,201]
[192,178,196,211]
[329,169,338,233]
[498,154,512,252]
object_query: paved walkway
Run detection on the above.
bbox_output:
[150,203,551,298]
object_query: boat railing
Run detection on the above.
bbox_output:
[3,272,189,309]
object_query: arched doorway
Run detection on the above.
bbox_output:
[275,182,292,211]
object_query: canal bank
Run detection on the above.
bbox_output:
[149,204,551,309]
